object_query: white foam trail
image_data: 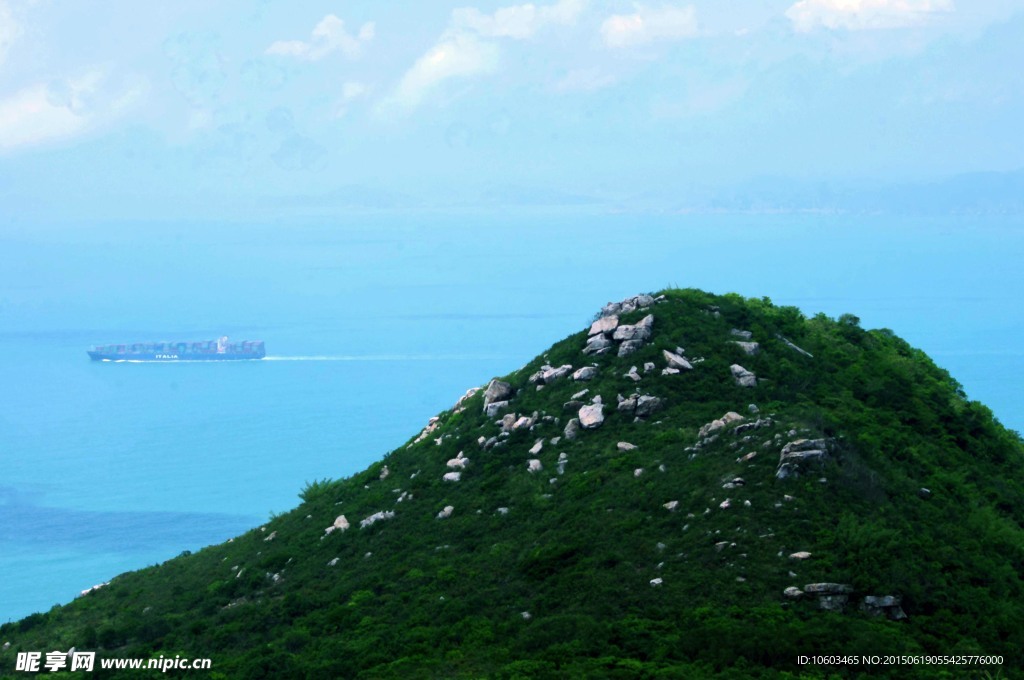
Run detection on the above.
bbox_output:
[264,355,460,362]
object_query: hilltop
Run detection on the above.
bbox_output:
[3,289,1023,678]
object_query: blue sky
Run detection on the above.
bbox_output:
[1,0,1022,219]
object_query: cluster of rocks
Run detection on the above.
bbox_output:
[776,438,834,480]
[360,510,395,529]
[584,313,655,358]
[617,393,663,419]
[482,379,514,417]
[599,293,660,317]
[729,329,760,356]
[528,364,573,385]
[324,515,350,535]
[784,585,904,618]
[451,386,481,414]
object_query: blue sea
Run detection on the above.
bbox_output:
[1,213,1022,622]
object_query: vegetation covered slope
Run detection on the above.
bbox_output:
[3,289,1023,679]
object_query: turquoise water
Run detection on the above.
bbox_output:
[1,213,1022,621]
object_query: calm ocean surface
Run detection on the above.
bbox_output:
[1,213,1022,621]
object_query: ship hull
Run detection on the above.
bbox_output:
[88,351,265,362]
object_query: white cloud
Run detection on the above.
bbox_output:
[388,33,499,110]
[384,0,586,112]
[452,0,586,39]
[0,70,143,152]
[601,4,698,48]
[266,15,375,61]
[786,0,954,32]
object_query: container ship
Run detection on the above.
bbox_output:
[88,336,266,361]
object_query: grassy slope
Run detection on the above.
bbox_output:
[3,288,1023,679]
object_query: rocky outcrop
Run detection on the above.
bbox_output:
[600,294,655,318]
[483,380,513,412]
[730,329,753,340]
[730,364,757,388]
[589,316,619,335]
[662,349,692,370]
[730,341,760,356]
[862,595,907,620]
[583,333,613,355]
[530,364,573,385]
[572,366,598,381]
[579,404,605,429]
[698,411,745,438]
[612,314,654,342]
[584,302,656,357]
[803,583,853,612]
[360,510,395,529]
[634,395,663,418]
[776,438,833,480]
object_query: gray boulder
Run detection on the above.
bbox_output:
[612,314,654,342]
[484,400,510,417]
[730,329,753,340]
[573,366,598,381]
[483,380,513,410]
[617,340,644,357]
[564,418,580,440]
[730,341,760,356]
[730,364,757,388]
[662,350,692,370]
[635,395,663,418]
[583,334,613,355]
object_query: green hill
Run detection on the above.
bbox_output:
[3,289,1023,679]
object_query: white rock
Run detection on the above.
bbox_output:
[617,442,638,451]
[572,366,598,382]
[332,515,350,532]
[443,471,462,482]
[643,362,655,373]
[730,364,757,388]
[437,505,454,519]
[527,459,543,473]
[578,403,604,429]
[571,388,589,400]
[662,349,693,370]
[529,439,544,455]
[789,551,812,560]
[589,315,619,335]
[328,558,340,567]
[650,578,663,587]
[497,507,509,515]
[661,367,680,376]
[719,499,731,510]
[783,586,804,599]
[634,468,644,477]
[379,465,390,480]
[360,510,395,528]
[447,454,469,469]
[663,500,679,511]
